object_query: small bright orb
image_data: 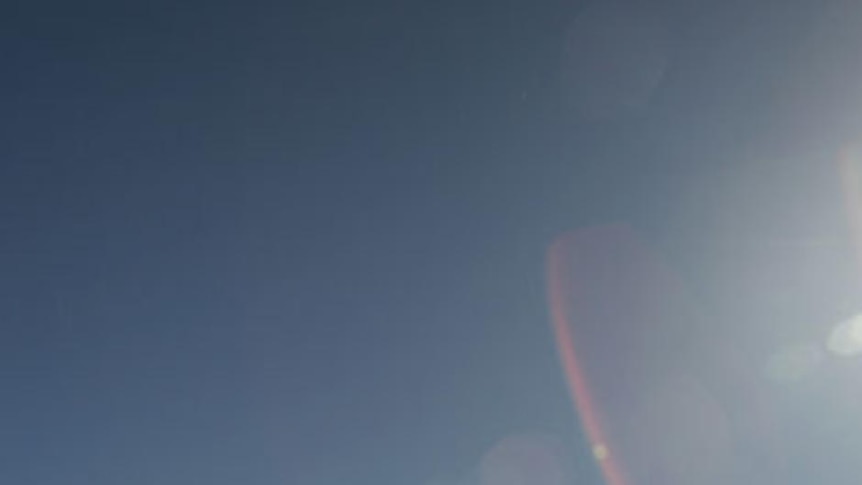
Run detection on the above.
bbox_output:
[592,444,609,461]
[827,314,862,357]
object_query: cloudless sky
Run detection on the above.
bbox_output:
[4,0,862,484]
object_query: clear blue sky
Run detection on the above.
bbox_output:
[3,0,862,484]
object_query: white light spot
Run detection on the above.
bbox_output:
[828,314,862,357]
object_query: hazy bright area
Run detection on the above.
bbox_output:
[4,0,862,484]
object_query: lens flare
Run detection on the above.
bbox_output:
[827,314,862,357]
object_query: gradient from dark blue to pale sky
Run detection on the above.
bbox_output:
[4,1,862,484]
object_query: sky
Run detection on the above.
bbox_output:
[4,0,862,484]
